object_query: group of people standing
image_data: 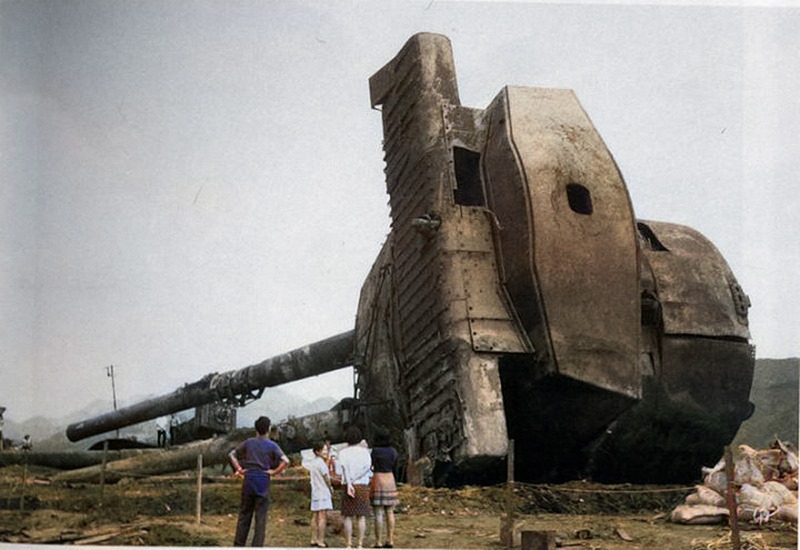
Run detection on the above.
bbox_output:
[155,414,179,448]
[229,416,400,549]
[303,425,399,549]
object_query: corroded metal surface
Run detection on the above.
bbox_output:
[638,220,751,339]
[65,33,754,486]
[355,33,753,484]
[66,330,354,442]
[482,86,641,397]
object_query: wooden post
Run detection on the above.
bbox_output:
[521,530,556,550]
[500,439,516,548]
[195,453,203,524]
[0,408,5,452]
[99,440,109,502]
[723,445,741,550]
[20,452,28,511]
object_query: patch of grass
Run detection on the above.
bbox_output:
[139,523,219,546]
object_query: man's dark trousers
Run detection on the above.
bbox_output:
[234,475,270,546]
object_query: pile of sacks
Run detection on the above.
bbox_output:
[671,439,798,525]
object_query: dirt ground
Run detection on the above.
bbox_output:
[1,464,796,549]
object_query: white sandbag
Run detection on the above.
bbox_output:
[704,469,728,493]
[685,485,726,507]
[752,449,783,480]
[734,453,766,486]
[701,456,728,492]
[773,438,799,475]
[670,503,728,525]
[761,480,797,505]
[738,483,774,510]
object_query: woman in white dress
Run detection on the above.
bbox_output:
[302,441,333,547]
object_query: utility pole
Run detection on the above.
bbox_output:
[0,406,5,452]
[105,365,119,438]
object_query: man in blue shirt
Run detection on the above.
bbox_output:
[229,416,289,546]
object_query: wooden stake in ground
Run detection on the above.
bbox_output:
[99,440,109,502]
[195,453,203,524]
[723,445,741,550]
[500,439,516,548]
[20,451,28,511]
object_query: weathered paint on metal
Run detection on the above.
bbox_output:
[65,32,754,486]
[638,220,751,339]
[482,86,641,398]
[66,330,355,442]
[355,33,753,484]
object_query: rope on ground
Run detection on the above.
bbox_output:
[513,481,695,494]
[484,480,694,494]
[518,482,695,494]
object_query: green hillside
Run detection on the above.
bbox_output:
[733,357,799,448]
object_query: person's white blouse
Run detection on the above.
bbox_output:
[335,444,373,485]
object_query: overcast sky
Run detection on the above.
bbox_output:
[1,1,798,425]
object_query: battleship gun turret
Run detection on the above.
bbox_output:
[67,33,755,486]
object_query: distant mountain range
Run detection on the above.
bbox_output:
[235,391,339,430]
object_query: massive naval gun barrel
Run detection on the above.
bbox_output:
[66,330,355,442]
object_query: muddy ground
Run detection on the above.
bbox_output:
[0,464,796,549]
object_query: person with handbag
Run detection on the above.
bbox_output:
[335,426,373,548]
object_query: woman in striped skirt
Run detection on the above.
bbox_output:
[370,429,400,548]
